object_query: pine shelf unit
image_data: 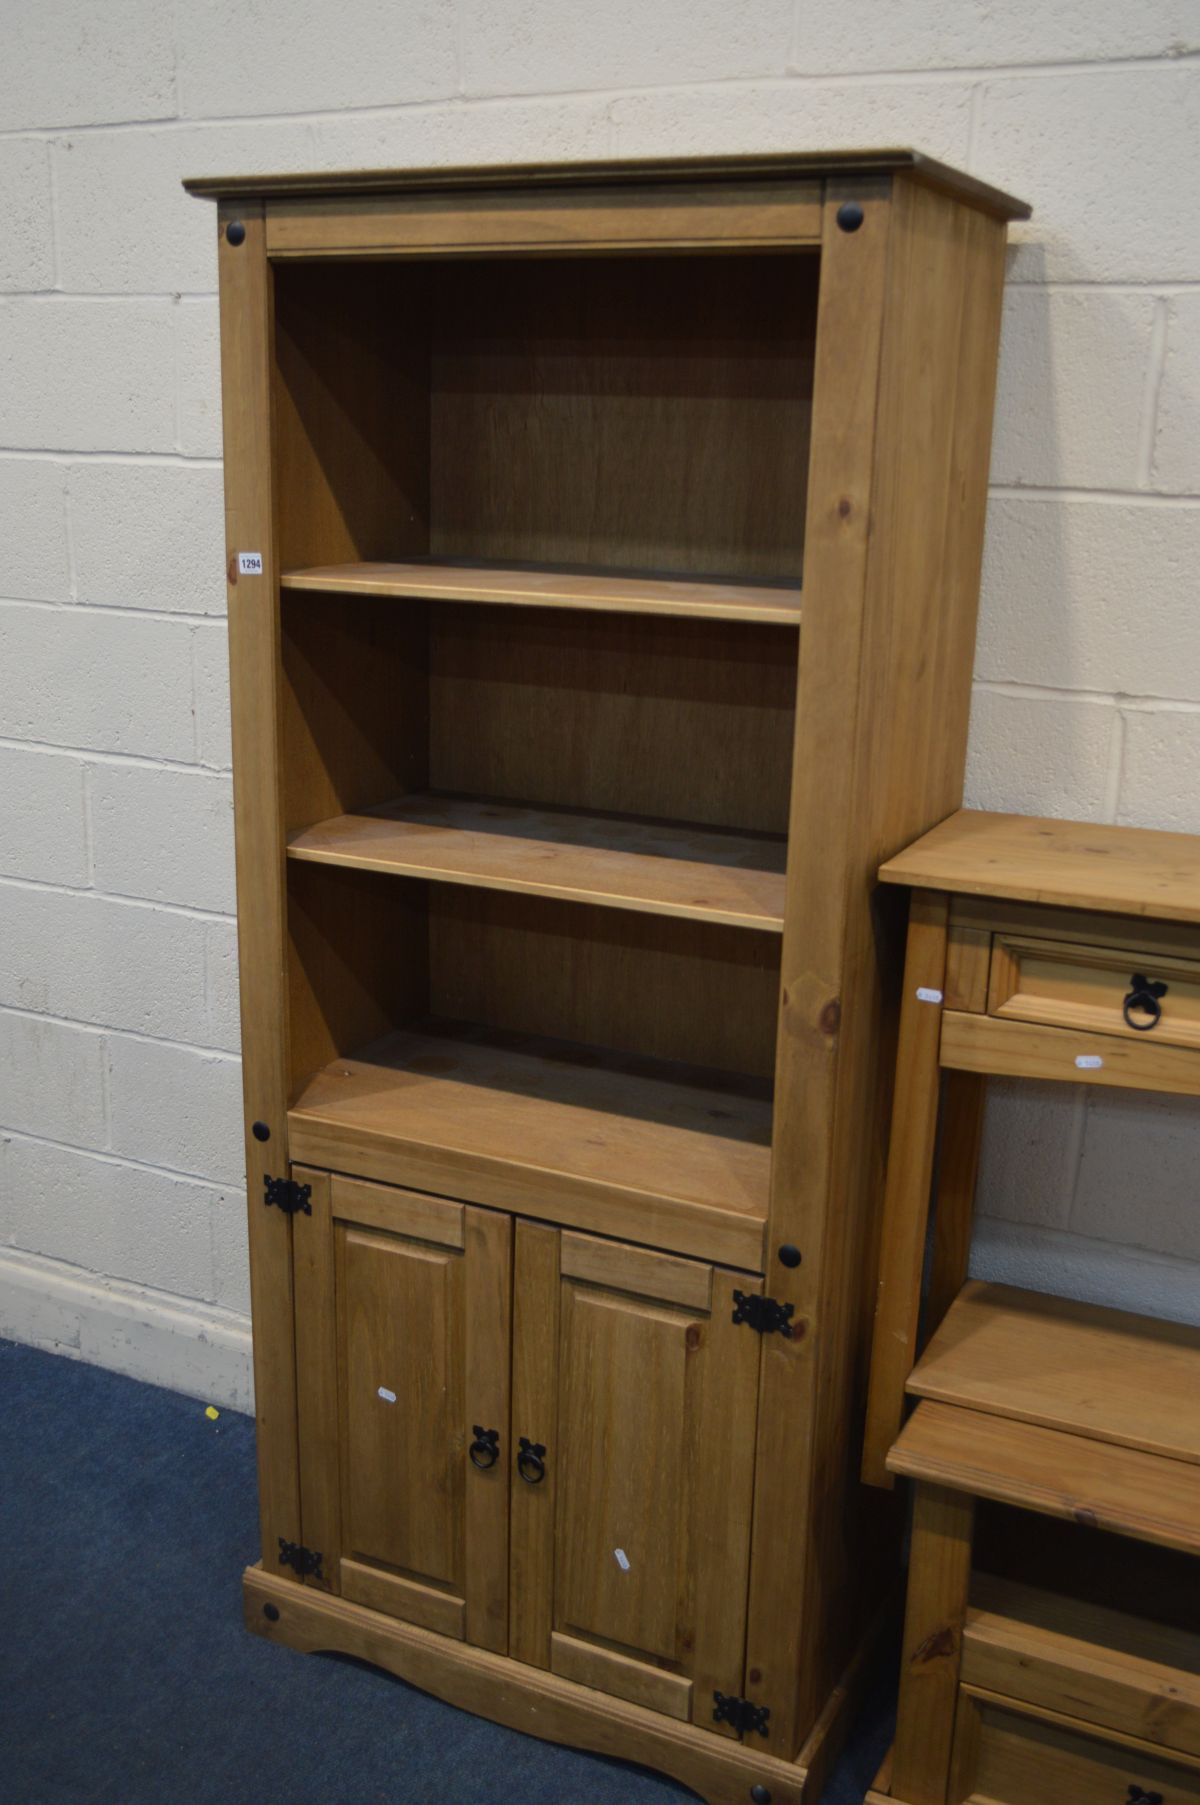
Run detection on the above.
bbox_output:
[188,149,1028,1805]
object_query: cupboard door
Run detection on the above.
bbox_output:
[293,1169,511,1653]
[509,1222,761,1734]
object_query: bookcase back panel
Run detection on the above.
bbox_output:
[281,592,430,834]
[287,860,430,1093]
[429,888,780,1080]
[274,262,432,569]
[428,253,815,581]
[271,251,815,586]
[285,860,778,1090]
[430,605,798,835]
[281,592,796,841]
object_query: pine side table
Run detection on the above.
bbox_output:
[862,807,1200,1489]
[861,807,1200,1805]
[869,1281,1200,1805]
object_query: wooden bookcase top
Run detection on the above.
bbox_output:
[880,809,1200,925]
[182,146,1031,220]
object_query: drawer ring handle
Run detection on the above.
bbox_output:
[468,1426,500,1470]
[517,1436,547,1484]
[1124,973,1168,1032]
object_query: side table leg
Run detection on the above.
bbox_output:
[891,1481,975,1805]
[863,890,949,1487]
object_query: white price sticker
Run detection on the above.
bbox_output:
[614,1548,631,1572]
[916,986,943,1005]
[1075,1055,1103,1070]
[238,551,263,576]
[377,1386,397,1404]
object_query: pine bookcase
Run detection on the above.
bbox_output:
[185,150,1029,1805]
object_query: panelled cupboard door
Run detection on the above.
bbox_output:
[509,1221,762,1736]
[292,1169,512,1654]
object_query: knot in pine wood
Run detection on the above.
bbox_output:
[780,980,841,1048]
[911,1625,956,1664]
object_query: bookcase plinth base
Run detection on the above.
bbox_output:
[244,1564,874,1805]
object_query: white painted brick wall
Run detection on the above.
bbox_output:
[989,290,1158,491]
[1,1,1198,1408]
[0,300,178,451]
[0,142,55,292]
[1155,293,1200,491]
[0,1012,108,1147]
[0,604,199,759]
[0,461,72,598]
[458,0,795,94]
[0,886,218,1042]
[68,463,227,612]
[106,1038,244,1187]
[1118,711,1200,832]
[0,746,89,886]
[90,764,235,912]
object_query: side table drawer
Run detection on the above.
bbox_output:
[988,935,1200,1049]
[951,1691,1200,1805]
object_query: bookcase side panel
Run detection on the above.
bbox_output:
[745,175,897,1760]
[760,177,1010,1749]
[808,184,1008,1721]
[216,199,301,1574]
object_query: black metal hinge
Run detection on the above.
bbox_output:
[732,1290,794,1338]
[263,1175,312,1217]
[712,1691,771,1737]
[277,1538,323,1580]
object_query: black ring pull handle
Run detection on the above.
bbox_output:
[1127,1787,1164,1805]
[468,1426,500,1470]
[1123,973,1168,1032]
[517,1436,547,1485]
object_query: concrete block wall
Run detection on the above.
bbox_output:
[1,1,1198,1406]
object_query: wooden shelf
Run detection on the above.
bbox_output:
[909,1281,1200,1466]
[288,794,788,932]
[279,558,803,626]
[963,1575,1200,1760]
[889,1399,1200,1556]
[288,1021,772,1270]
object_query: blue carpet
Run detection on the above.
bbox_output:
[0,1338,893,1803]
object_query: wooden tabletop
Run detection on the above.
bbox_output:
[880,810,1200,926]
